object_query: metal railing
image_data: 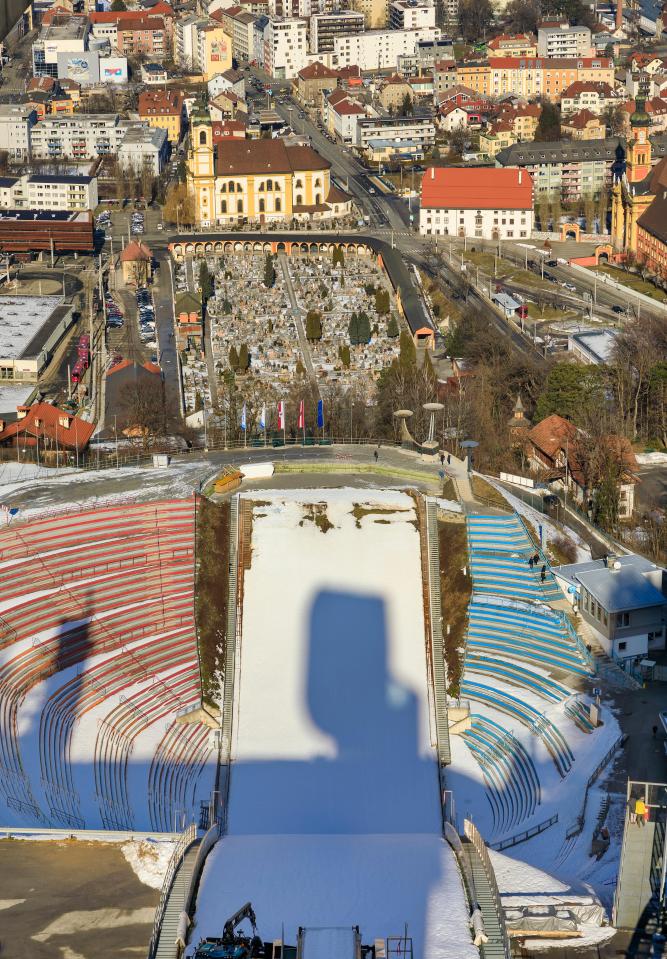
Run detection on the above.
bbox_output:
[489,813,558,852]
[147,821,197,959]
[463,819,512,959]
[565,734,626,840]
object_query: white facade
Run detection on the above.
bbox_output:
[389,0,436,31]
[356,115,435,149]
[0,105,36,161]
[30,114,124,161]
[8,174,99,212]
[117,125,169,176]
[419,205,534,239]
[176,15,203,69]
[332,26,439,70]
[264,18,308,77]
[537,24,593,58]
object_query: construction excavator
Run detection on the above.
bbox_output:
[193,903,265,959]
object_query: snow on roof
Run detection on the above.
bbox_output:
[0,296,61,361]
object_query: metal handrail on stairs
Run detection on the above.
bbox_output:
[148,821,198,959]
[464,819,512,959]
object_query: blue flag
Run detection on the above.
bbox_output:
[241,403,247,431]
[317,399,324,428]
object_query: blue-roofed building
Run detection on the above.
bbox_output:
[554,553,667,661]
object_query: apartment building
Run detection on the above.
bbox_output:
[487,32,536,57]
[0,105,37,161]
[537,21,593,58]
[348,0,387,28]
[469,56,615,102]
[310,11,364,53]
[561,80,619,115]
[118,16,167,57]
[176,16,232,78]
[211,6,256,61]
[388,0,436,30]
[1,174,99,212]
[117,125,169,176]
[296,61,341,103]
[496,137,627,200]
[356,115,435,155]
[138,89,185,144]
[333,25,440,70]
[264,18,308,77]
[30,114,126,161]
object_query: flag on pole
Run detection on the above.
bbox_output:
[277,401,285,430]
[259,404,266,430]
[317,399,324,429]
[298,400,305,430]
[241,403,247,431]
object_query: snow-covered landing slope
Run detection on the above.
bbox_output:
[193,490,475,958]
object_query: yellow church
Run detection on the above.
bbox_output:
[187,107,351,227]
[611,98,666,255]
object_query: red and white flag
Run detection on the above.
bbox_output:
[277,401,285,430]
[298,400,305,430]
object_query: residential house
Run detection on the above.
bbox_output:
[560,80,619,116]
[437,103,468,133]
[296,62,340,105]
[525,413,639,519]
[562,108,606,140]
[378,73,413,111]
[137,89,184,145]
[120,240,153,286]
[0,403,94,453]
[487,32,537,57]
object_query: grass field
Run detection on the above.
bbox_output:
[592,264,667,303]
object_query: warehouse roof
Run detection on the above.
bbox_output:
[421,166,533,209]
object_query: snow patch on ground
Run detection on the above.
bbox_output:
[121,839,176,890]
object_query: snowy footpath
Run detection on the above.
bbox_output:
[192,489,476,958]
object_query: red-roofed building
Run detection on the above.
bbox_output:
[211,119,247,143]
[419,167,534,240]
[487,32,537,57]
[90,11,168,56]
[0,403,95,453]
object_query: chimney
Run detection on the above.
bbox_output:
[519,169,522,184]
[431,167,434,178]
[16,405,30,421]
[616,0,623,31]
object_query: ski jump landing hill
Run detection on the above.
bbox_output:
[193,488,477,959]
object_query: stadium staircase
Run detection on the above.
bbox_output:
[150,825,201,959]
[461,820,510,959]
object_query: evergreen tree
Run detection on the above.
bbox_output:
[305,309,323,341]
[535,363,603,424]
[534,101,561,142]
[399,329,416,369]
[400,93,414,117]
[348,312,359,345]
[375,288,390,314]
[229,345,239,370]
[238,343,249,370]
[198,260,214,302]
[358,311,371,343]
[264,254,276,288]
[339,344,351,368]
[387,316,399,338]
[332,245,345,268]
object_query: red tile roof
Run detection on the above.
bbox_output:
[298,61,339,80]
[526,414,577,461]
[564,108,602,128]
[120,240,152,262]
[0,403,94,450]
[421,167,533,210]
[561,80,616,98]
[138,89,183,117]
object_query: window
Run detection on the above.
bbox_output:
[199,129,207,145]
[275,197,281,212]
[618,641,627,651]
[259,198,265,212]
[229,181,235,193]
[616,612,630,627]
[221,199,227,213]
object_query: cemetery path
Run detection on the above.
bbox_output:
[278,253,320,395]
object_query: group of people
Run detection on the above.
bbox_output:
[528,553,548,583]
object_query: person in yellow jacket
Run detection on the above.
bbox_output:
[635,796,648,826]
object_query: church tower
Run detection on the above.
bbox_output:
[187,106,215,226]
[626,98,652,184]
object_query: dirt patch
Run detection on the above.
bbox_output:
[439,520,472,697]
[471,475,509,509]
[299,503,334,533]
[195,496,231,705]
[351,504,402,528]
[441,477,458,501]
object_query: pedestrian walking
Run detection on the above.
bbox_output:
[447,454,451,465]
[540,570,546,583]
[440,453,445,467]
[653,725,658,738]
[541,564,546,576]
[533,553,539,566]
[529,557,534,569]
[628,799,636,825]
[374,450,378,463]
